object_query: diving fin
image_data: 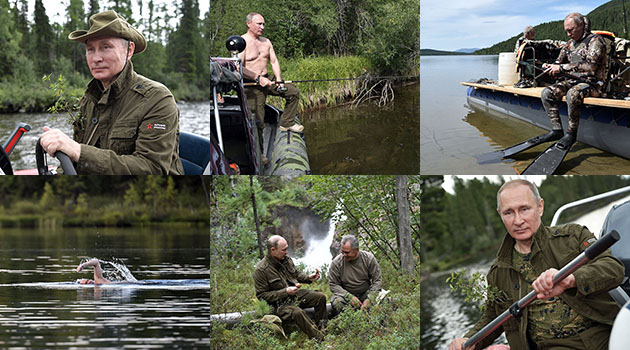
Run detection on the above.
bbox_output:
[521,133,576,175]
[475,130,563,164]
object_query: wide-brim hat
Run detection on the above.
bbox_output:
[68,10,146,54]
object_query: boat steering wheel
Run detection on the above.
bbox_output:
[0,145,12,175]
[36,138,77,175]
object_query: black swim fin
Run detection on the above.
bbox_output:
[521,133,576,175]
[475,130,564,164]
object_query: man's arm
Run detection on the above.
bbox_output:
[559,37,606,76]
[253,268,290,304]
[328,259,351,298]
[268,42,282,84]
[367,254,383,294]
[76,259,111,284]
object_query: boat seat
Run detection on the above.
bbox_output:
[610,285,630,306]
[179,132,210,175]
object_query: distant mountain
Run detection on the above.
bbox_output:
[420,49,471,56]
[475,0,629,55]
[455,48,479,53]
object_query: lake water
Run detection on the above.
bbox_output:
[0,226,209,349]
[0,101,210,171]
[420,55,630,174]
[302,83,420,174]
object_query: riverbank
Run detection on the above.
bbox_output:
[268,55,419,113]
[0,73,207,114]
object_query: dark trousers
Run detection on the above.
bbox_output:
[245,83,300,151]
[275,289,326,340]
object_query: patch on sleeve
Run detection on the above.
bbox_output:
[583,238,597,247]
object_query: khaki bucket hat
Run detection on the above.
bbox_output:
[68,10,146,54]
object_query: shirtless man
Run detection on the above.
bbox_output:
[76,259,111,284]
[239,12,302,164]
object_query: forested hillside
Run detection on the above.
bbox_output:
[476,0,630,54]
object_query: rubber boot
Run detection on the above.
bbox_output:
[557,132,576,150]
[531,129,563,144]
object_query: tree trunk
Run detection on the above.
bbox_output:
[250,176,264,259]
[396,175,414,274]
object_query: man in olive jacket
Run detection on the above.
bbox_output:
[329,234,382,312]
[449,179,624,350]
[38,10,183,174]
[253,235,327,340]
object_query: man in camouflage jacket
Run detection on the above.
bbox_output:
[538,12,608,150]
[449,179,624,350]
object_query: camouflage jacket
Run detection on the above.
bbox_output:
[554,32,608,84]
[253,254,312,307]
[465,224,624,350]
[73,61,184,174]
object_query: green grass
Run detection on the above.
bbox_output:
[210,256,420,349]
[267,55,373,112]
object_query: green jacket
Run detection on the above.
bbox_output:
[253,254,312,307]
[465,224,624,350]
[73,61,183,174]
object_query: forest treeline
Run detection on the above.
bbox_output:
[420,175,630,271]
[0,176,210,227]
[0,0,210,112]
[210,0,420,76]
[476,0,630,54]
[210,175,420,349]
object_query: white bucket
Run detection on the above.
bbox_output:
[498,52,519,86]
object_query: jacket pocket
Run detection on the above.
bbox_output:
[109,126,137,155]
[268,277,285,290]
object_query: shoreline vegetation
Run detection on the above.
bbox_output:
[0,177,210,228]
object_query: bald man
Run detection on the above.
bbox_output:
[253,235,326,340]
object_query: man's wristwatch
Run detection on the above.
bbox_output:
[255,75,261,83]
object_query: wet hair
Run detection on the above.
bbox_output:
[496,179,542,210]
[340,235,359,250]
[246,12,261,23]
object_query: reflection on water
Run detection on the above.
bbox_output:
[0,227,209,349]
[0,101,210,171]
[302,83,419,174]
[421,257,507,350]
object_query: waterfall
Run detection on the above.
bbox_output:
[296,218,336,270]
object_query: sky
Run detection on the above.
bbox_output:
[421,0,611,51]
[26,0,209,26]
[441,175,546,195]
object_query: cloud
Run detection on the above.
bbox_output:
[421,0,609,51]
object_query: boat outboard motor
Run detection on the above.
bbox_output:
[226,35,246,58]
[609,300,630,350]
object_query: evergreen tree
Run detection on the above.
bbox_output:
[87,0,100,22]
[12,0,29,49]
[33,0,55,75]
[0,0,22,80]
[109,0,133,23]
[63,0,87,73]
[168,0,203,84]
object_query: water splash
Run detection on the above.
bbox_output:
[78,258,138,282]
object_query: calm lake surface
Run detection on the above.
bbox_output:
[0,101,210,171]
[420,55,630,174]
[302,83,419,174]
[0,227,209,349]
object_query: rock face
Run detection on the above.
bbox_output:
[266,206,330,256]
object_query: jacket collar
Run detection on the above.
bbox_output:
[86,60,136,105]
[496,224,548,267]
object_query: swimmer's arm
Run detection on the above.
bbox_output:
[77,259,111,284]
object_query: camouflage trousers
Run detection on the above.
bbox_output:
[541,81,599,133]
[533,322,611,350]
[245,82,300,152]
[275,289,327,340]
